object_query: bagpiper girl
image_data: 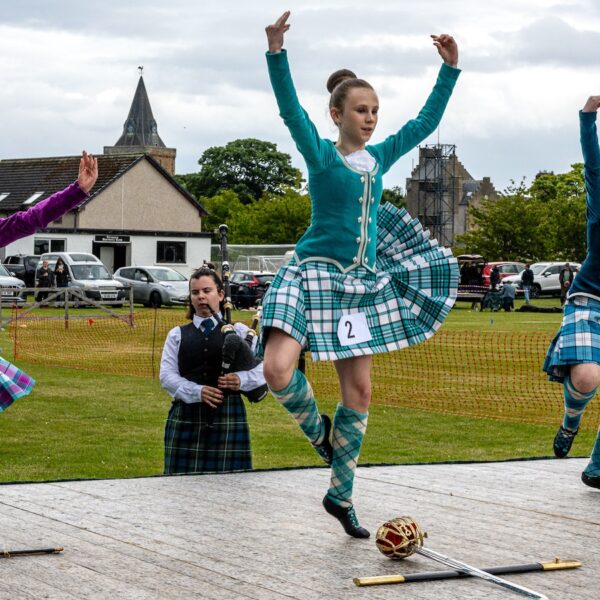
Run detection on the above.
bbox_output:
[261,11,460,537]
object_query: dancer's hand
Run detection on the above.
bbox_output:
[201,386,224,409]
[266,11,290,53]
[583,96,600,113]
[77,151,98,194]
[431,34,458,67]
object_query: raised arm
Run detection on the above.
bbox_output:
[0,151,98,247]
[581,96,600,222]
[370,35,460,174]
[265,12,334,171]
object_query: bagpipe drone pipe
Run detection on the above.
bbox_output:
[205,225,268,428]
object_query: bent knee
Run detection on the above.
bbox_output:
[263,356,295,391]
[570,365,600,394]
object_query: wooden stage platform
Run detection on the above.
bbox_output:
[1,458,598,599]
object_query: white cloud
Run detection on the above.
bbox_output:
[1,0,600,191]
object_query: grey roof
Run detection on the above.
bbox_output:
[113,77,166,148]
[0,153,206,215]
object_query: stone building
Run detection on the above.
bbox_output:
[405,144,497,247]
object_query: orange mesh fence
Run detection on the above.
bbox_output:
[8,310,600,431]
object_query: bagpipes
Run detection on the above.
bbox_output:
[206,224,268,427]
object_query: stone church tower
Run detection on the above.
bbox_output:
[104,73,176,174]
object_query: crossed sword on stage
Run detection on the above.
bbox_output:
[355,516,581,599]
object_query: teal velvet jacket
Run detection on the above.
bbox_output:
[267,50,460,273]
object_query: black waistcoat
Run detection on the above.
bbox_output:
[178,322,224,387]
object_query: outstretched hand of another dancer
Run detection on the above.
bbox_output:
[431,34,459,68]
[266,10,291,53]
[77,151,98,194]
[583,96,600,113]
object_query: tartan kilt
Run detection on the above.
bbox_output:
[259,202,457,361]
[543,296,600,382]
[164,394,252,474]
[0,356,36,413]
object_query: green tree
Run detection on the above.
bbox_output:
[454,181,547,261]
[228,189,311,244]
[529,165,587,261]
[381,186,406,208]
[179,138,303,203]
[200,190,245,236]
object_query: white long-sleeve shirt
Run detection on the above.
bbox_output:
[159,313,265,404]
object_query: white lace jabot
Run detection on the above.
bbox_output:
[344,149,376,172]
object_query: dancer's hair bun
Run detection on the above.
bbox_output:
[326,69,357,93]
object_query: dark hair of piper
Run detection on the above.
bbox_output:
[185,266,225,320]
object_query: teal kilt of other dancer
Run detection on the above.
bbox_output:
[0,357,36,413]
[543,296,600,383]
[259,202,458,361]
[164,396,252,474]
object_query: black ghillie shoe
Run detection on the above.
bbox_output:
[313,414,332,466]
[322,495,370,538]
[581,471,600,489]
[553,425,578,458]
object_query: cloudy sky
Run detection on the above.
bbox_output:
[2,0,600,193]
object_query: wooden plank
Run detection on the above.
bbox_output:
[0,459,597,599]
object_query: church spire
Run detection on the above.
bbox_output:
[114,75,166,148]
[104,70,176,174]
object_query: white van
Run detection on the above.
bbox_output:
[38,252,127,305]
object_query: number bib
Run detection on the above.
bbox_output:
[337,312,372,346]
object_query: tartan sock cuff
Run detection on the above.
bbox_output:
[270,369,322,444]
[563,375,596,430]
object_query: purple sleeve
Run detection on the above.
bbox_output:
[0,182,88,247]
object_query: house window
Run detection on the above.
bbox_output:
[157,241,186,264]
[24,192,45,206]
[34,238,66,255]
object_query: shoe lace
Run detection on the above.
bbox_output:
[347,507,360,528]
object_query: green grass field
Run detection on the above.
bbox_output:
[0,298,596,483]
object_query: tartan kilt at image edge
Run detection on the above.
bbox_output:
[543,299,600,383]
[0,356,36,413]
[164,395,252,474]
[258,202,458,361]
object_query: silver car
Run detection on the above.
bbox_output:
[114,266,189,308]
[0,263,26,306]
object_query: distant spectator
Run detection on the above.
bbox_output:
[490,265,501,290]
[35,259,54,305]
[501,281,515,312]
[521,263,534,304]
[53,258,70,288]
[559,262,575,305]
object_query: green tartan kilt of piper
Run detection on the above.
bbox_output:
[259,203,458,361]
[164,395,252,474]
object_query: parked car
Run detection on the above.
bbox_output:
[0,264,26,305]
[502,262,582,297]
[229,271,275,309]
[481,261,526,287]
[2,254,40,288]
[37,252,127,306]
[114,266,189,308]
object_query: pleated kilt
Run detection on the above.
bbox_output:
[164,394,252,474]
[0,356,35,413]
[259,202,458,361]
[543,295,600,382]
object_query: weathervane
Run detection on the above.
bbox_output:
[138,65,144,76]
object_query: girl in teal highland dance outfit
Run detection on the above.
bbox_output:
[260,12,460,537]
[545,96,600,489]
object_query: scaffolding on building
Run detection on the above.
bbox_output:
[415,144,457,247]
